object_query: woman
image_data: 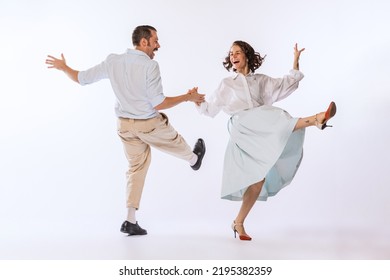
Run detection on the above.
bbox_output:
[196,41,336,240]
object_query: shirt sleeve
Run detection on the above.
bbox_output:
[146,62,165,107]
[196,81,226,118]
[78,60,109,86]
[263,69,304,103]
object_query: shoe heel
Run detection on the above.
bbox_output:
[231,221,251,240]
[316,102,337,130]
[231,222,237,238]
[321,123,333,130]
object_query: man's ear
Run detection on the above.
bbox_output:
[140,38,148,47]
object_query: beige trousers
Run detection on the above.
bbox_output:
[117,113,194,209]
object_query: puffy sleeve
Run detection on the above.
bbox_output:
[197,80,229,118]
[262,69,304,104]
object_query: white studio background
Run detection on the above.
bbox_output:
[0,0,389,260]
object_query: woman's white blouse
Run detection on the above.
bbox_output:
[198,69,304,117]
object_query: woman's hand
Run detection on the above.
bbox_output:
[293,43,305,70]
[187,87,205,105]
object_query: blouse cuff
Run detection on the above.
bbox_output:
[196,102,206,114]
[78,71,87,86]
[289,69,304,81]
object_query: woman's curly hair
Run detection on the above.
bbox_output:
[223,41,266,73]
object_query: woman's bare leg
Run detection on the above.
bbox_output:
[294,113,323,131]
[294,102,336,131]
[234,179,264,237]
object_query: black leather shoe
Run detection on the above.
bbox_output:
[191,138,206,171]
[120,221,147,236]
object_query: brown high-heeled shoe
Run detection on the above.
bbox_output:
[231,221,252,241]
[315,101,337,130]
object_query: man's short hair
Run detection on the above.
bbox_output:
[132,25,157,46]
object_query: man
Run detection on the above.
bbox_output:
[45,25,206,236]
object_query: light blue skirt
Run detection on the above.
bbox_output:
[221,105,305,201]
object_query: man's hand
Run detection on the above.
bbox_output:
[46,53,67,71]
[45,53,79,83]
[187,87,205,105]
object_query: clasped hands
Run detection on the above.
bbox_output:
[186,87,205,106]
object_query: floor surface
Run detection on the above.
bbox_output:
[1,219,389,260]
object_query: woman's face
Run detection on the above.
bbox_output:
[229,44,248,74]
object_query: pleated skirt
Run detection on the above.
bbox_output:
[221,105,305,201]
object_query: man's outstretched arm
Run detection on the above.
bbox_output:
[154,88,205,110]
[46,53,79,83]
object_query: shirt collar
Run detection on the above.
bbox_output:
[232,72,254,80]
[126,48,150,58]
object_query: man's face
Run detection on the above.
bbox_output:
[145,30,160,59]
